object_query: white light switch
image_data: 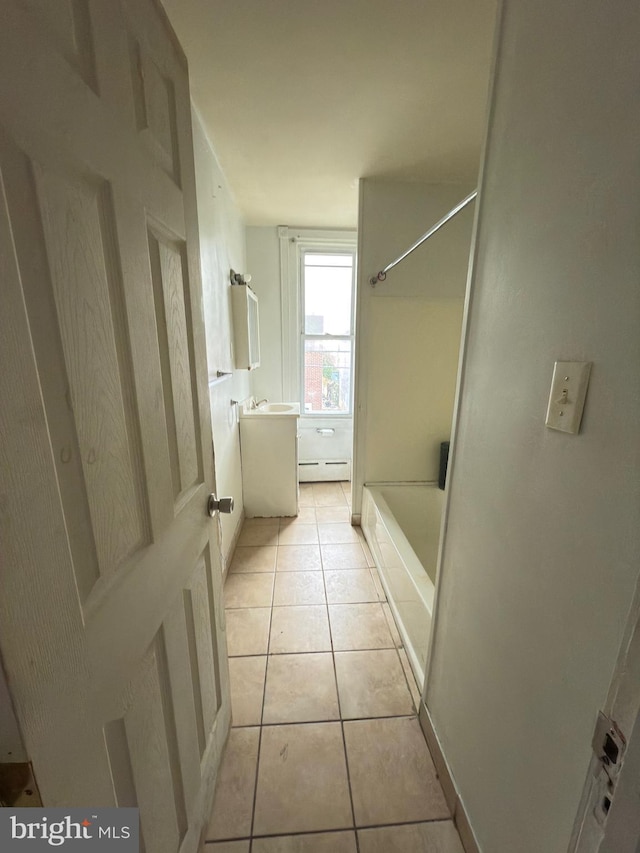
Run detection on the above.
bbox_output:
[545,361,592,433]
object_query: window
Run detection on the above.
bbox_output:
[279,227,357,411]
[301,252,355,415]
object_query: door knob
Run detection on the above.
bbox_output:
[207,494,234,517]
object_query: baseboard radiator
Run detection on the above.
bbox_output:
[298,418,352,482]
[298,460,351,482]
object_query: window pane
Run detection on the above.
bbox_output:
[303,339,352,414]
[304,262,353,335]
[304,253,353,267]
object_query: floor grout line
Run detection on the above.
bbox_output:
[321,526,361,853]
[246,815,457,842]
[233,712,419,730]
[218,484,459,851]
[244,533,277,852]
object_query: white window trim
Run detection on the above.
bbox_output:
[300,249,356,416]
[278,226,357,408]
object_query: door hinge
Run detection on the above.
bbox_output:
[590,712,626,826]
[0,762,43,807]
[592,711,626,774]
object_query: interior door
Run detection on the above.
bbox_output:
[0,2,230,851]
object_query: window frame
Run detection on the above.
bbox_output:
[299,249,356,417]
[278,227,357,418]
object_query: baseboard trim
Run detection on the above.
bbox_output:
[419,701,481,853]
[223,507,246,580]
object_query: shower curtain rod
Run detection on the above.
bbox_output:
[369,189,477,286]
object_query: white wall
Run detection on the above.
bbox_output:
[426,2,640,851]
[353,179,473,513]
[245,226,283,403]
[192,109,250,565]
[247,226,357,482]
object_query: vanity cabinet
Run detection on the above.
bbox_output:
[239,404,300,517]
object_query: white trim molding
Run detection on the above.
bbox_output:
[351,181,369,518]
[278,226,357,403]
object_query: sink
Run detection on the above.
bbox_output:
[258,403,297,413]
[240,401,300,418]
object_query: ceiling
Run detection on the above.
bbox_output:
[161,0,498,228]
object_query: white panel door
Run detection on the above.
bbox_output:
[0,2,230,851]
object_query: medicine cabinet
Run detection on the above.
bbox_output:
[231,283,260,370]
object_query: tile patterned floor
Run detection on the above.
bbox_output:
[206,482,464,853]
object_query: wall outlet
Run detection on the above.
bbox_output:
[545,361,592,433]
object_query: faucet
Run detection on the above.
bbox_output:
[251,398,269,409]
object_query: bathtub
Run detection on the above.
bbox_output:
[361,483,444,687]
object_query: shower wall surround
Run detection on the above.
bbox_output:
[352,179,474,516]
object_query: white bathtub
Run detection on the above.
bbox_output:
[361,483,444,687]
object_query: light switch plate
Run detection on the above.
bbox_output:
[545,361,592,433]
